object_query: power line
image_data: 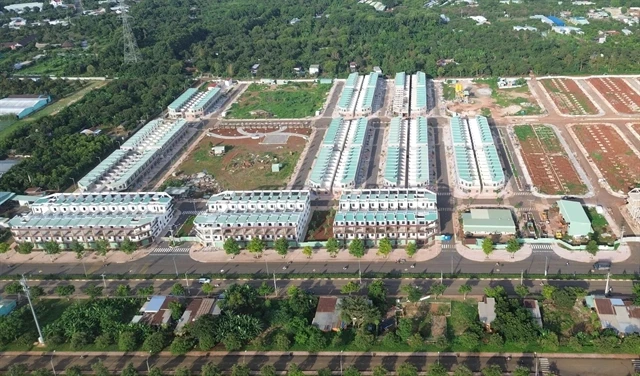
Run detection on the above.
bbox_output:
[120,0,141,64]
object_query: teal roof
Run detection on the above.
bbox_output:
[412,72,427,110]
[334,210,438,223]
[340,189,436,202]
[33,192,171,206]
[395,72,406,87]
[481,144,505,183]
[476,116,494,143]
[9,213,156,229]
[388,117,403,146]
[338,88,354,109]
[207,190,309,205]
[168,88,198,111]
[351,118,368,146]
[345,72,359,88]
[194,212,302,226]
[339,146,363,186]
[121,119,164,150]
[383,147,401,184]
[152,119,187,149]
[323,118,344,147]
[309,148,334,186]
[453,145,477,184]
[360,72,379,110]
[412,117,428,145]
[409,145,429,184]
[78,149,128,189]
[462,209,516,233]
[450,117,469,145]
[12,194,40,203]
[111,150,157,189]
[0,192,15,206]
[416,71,427,86]
[192,88,220,111]
[557,200,593,236]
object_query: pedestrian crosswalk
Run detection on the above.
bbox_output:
[180,210,202,215]
[515,207,535,212]
[151,247,191,254]
[632,359,640,373]
[538,358,550,374]
[441,242,456,250]
[531,244,553,252]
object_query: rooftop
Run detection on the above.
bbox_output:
[32,192,172,207]
[0,95,49,116]
[557,200,593,236]
[168,88,198,111]
[340,188,436,202]
[462,208,516,233]
[206,190,310,205]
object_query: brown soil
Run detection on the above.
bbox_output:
[540,79,598,115]
[588,77,640,114]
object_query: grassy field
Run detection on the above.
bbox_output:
[227,82,331,119]
[0,80,108,141]
[476,78,543,116]
[18,55,72,76]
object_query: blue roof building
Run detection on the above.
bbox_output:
[547,15,565,26]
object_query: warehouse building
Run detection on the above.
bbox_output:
[392,72,409,117]
[168,87,222,120]
[410,72,428,116]
[307,118,368,192]
[557,199,593,238]
[337,73,363,117]
[9,192,174,249]
[462,208,517,236]
[383,117,407,187]
[450,116,505,194]
[0,95,50,119]
[354,72,380,116]
[333,188,438,245]
[194,190,311,247]
[78,118,189,192]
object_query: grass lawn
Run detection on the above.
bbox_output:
[442,83,456,100]
[227,82,331,119]
[514,124,534,141]
[18,55,72,76]
[476,78,543,116]
[0,80,108,141]
[176,215,196,237]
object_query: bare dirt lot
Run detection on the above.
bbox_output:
[588,77,640,114]
[572,123,640,193]
[540,78,598,115]
[177,131,309,191]
[514,125,586,195]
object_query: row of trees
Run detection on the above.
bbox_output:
[0,77,84,99]
[0,239,138,257]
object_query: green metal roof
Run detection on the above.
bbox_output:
[416,71,427,86]
[121,119,164,150]
[350,118,368,146]
[0,192,15,206]
[309,148,334,186]
[323,118,344,146]
[168,88,198,111]
[557,200,593,236]
[338,88,354,109]
[78,149,128,189]
[395,72,406,87]
[409,145,429,184]
[360,72,379,110]
[412,117,429,145]
[194,212,302,226]
[388,117,403,146]
[339,146,363,186]
[9,213,157,229]
[340,189,436,202]
[476,116,494,143]
[450,117,469,145]
[462,209,516,234]
[192,88,220,111]
[383,147,401,184]
[453,145,478,184]
[207,190,309,205]
[345,72,359,88]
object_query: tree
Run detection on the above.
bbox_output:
[426,363,447,376]
[201,363,222,376]
[6,364,27,376]
[481,365,502,376]
[302,246,313,259]
[230,365,250,376]
[506,238,521,255]
[222,333,242,351]
[29,286,45,299]
[83,284,103,299]
[273,332,291,350]
[171,283,186,296]
[453,365,473,376]
[402,285,423,302]
[115,284,132,297]
[542,284,556,300]
[118,331,138,351]
[515,284,529,299]
[353,328,374,351]
[378,237,392,258]
[120,239,137,255]
[406,241,417,258]
[586,240,599,255]
[407,332,424,350]
[55,285,75,298]
[367,279,387,307]
[143,331,168,354]
[341,281,361,295]
[44,241,61,257]
[257,281,274,298]
[397,363,418,376]
[458,284,472,300]
[170,335,195,355]
[91,361,111,376]
[148,368,163,376]
[169,301,186,320]
[5,281,23,295]
[274,237,289,257]
[138,286,154,298]
[397,318,414,341]
[175,368,191,376]
[339,296,380,328]
[482,238,494,257]
[247,238,265,257]
[94,239,110,256]
[17,242,33,255]
[70,241,85,259]
[512,367,530,376]
[202,283,214,297]
[0,243,9,256]
[66,366,83,376]
[429,282,446,299]
[121,364,138,376]
[70,331,89,349]
[223,238,241,257]
[633,283,640,305]
[372,366,388,376]
[348,239,365,258]
[326,237,340,257]
[260,365,276,376]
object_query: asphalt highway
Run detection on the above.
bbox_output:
[0,353,636,376]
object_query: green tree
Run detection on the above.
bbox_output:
[0,242,9,256]
[372,366,388,376]
[169,301,186,320]
[402,285,423,302]
[170,335,195,355]
[257,281,274,298]
[633,283,640,305]
[70,331,89,349]
[426,363,447,376]
[202,283,214,297]
[94,239,110,256]
[224,238,241,257]
[66,366,83,376]
[247,238,265,257]
[512,367,530,376]
[29,286,45,299]
[542,284,556,300]
[481,365,502,376]
[343,366,361,376]
[175,367,191,376]
[120,239,137,255]
[397,318,413,341]
[378,237,392,258]
[367,279,387,307]
[148,368,163,376]
[171,283,186,296]
[453,365,473,376]
[339,296,380,328]
[353,328,374,350]
[274,237,289,257]
[407,332,424,350]
[397,363,418,376]
[458,284,472,300]
[17,242,33,255]
[222,332,242,351]
[5,281,23,295]
[586,240,599,255]
[349,239,365,258]
[43,241,61,257]
[406,241,417,258]
[115,284,132,297]
[260,365,276,376]
[506,238,521,255]
[6,364,28,376]
[201,363,222,376]
[341,281,361,295]
[273,332,291,350]
[326,237,340,257]
[230,365,250,376]
[482,238,494,257]
[137,285,154,298]
[70,241,85,259]
[83,284,103,299]
[429,282,446,299]
[118,331,138,351]
[143,331,168,354]
[120,364,138,376]
[515,284,529,299]
[91,360,111,376]
[302,245,313,259]
[55,285,75,298]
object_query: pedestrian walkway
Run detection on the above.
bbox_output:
[551,242,631,263]
[152,247,191,254]
[531,243,554,253]
[539,358,550,374]
[632,359,640,373]
[180,210,203,215]
[441,242,456,250]
[455,242,533,262]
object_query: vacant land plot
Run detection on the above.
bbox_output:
[514,124,586,195]
[177,130,309,190]
[476,78,543,116]
[572,123,640,192]
[540,79,598,115]
[305,210,335,241]
[227,82,331,119]
[588,77,640,114]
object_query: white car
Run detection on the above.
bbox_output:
[198,277,211,284]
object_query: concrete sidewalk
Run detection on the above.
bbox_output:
[190,245,442,264]
[0,248,151,265]
[455,242,532,263]
[551,242,631,263]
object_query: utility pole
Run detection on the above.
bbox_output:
[544,256,548,277]
[440,271,443,284]
[273,272,277,296]
[534,352,538,376]
[265,256,269,275]
[520,270,524,286]
[605,272,611,296]
[173,256,179,277]
[50,351,56,376]
[20,275,45,345]
[358,258,362,284]
[100,273,107,289]
[620,224,625,242]
[450,254,453,275]
[81,258,87,277]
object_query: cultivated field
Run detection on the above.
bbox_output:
[227,82,331,119]
[177,128,310,190]
[540,78,598,115]
[587,77,640,114]
[572,123,640,192]
[514,125,586,195]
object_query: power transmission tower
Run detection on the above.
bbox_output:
[120,1,141,64]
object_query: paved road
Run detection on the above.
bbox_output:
[0,353,636,376]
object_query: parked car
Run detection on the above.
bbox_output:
[592,262,611,271]
[198,277,211,284]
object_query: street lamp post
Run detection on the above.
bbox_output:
[81,258,87,277]
[173,256,179,278]
[544,256,548,277]
[50,351,56,376]
[358,258,362,284]
[340,350,344,376]
[100,273,107,289]
[20,275,45,345]
[146,351,151,373]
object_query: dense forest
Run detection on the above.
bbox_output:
[0,77,84,98]
[0,75,188,193]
